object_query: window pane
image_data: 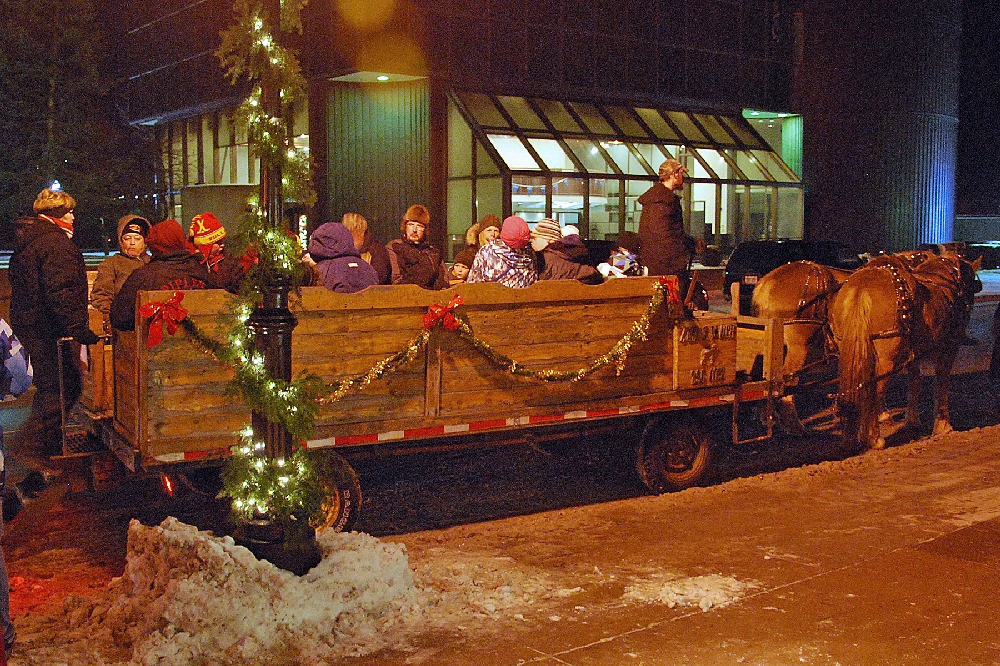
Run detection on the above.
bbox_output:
[460,92,509,128]
[603,141,650,175]
[512,175,547,219]
[752,150,799,183]
[603,106,647,138]
[488,134,540,170]
[476,138,501,175]
[449,101,473,178]
[720,116,764,148]
[527,138,576,171]
[635,108,681,141]
[497,96,547,130]
[631,144,662,176]
[564,138,614,173]
[447,178,473,242]
[590,178,621,240]
[693,113,737,146]
[667,112,707,142]
[476,176,504,223]
[569,102,614,135]
[692,148,725,179]
[533,99,584,133]
[776,186,804,238]
[552,177,585,230]
[732,150,768,181]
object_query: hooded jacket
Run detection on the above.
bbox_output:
[309,222,379,294]
[467,240,538,288]
[637,181,689,276]
[110,221,220,331]
[536,241,602,284]
[90,214,151,326]
[9,215,93,343]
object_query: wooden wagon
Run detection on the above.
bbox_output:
[75,277,784,528]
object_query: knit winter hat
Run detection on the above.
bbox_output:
[119,215,150,241]
[403,204,430,228]
[453,246,478,268]
[189,212,226,246]
[617,230,641,254]
[500,216,531,250]
[147,219,192,258]
[531,218,561,244]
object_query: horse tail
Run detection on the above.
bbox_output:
[836,283,878,444]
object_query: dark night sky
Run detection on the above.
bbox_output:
[957,1,1000,215]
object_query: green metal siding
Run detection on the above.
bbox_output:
[327,81,430,247]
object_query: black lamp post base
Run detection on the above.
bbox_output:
[234,519,322,576]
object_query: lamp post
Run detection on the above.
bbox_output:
[234,0,320,575]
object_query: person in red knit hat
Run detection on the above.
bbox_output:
[187,212,248,293]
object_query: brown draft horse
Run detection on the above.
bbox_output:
[752,261,853,434]
[829,252,982,449]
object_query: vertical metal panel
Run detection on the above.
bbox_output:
[326,81,430,246]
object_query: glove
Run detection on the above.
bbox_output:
[75,329,101,346]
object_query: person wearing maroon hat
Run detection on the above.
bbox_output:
[466,215,537,288]
[110,219,222,331]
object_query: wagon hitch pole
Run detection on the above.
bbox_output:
[232,0,320,576]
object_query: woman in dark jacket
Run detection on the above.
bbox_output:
[308,222,379,294]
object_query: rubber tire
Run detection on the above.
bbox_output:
[310,451,363,533]
[636,415,713,493]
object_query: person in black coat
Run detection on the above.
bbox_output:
[385,204,449,290]
[638,158,694,277]
[111,219,221,331]
[9,188,99,460]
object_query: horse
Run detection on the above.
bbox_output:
[829,252,982,449]
[751,260,853,434]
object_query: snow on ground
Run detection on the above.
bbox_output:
[10,516,754,665]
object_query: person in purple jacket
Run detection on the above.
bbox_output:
[308,222,379,294]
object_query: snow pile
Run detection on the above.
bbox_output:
[623,573,757,611]
[61,517,422,665]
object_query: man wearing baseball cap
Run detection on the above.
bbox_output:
[638,158,699,277]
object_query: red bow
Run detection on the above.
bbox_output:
[659,276,682,305]
[138,292,188,348]
[423,294,464,331]
[240,245,260,272]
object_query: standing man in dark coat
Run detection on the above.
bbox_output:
[638,158,692,276]
[110,219,220,331]
[9,188,99,461]
[385,204,449,290]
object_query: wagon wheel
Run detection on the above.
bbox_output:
[636,415,714,493]
[310,451,363,533]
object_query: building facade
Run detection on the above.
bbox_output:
[103,0,960,255]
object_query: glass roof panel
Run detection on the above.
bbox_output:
[667,112,707,142]
[487,134,540,170]
[603,141,649,175]
[752,150,799,182]
[564,138,615,173]
[532,99,585,133]
[527,138,576,171]
[496,96,547,131]
[635,108,681,141]
[568,102,615,135]
[732,150,768,180]
[630,144,661,176]
[692,148,727,179]
[720,116,765,148]
[693,113,738,146]
[461,92,509,128]
[603,106,648,139]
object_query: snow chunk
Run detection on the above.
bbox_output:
[623,573,756,611]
